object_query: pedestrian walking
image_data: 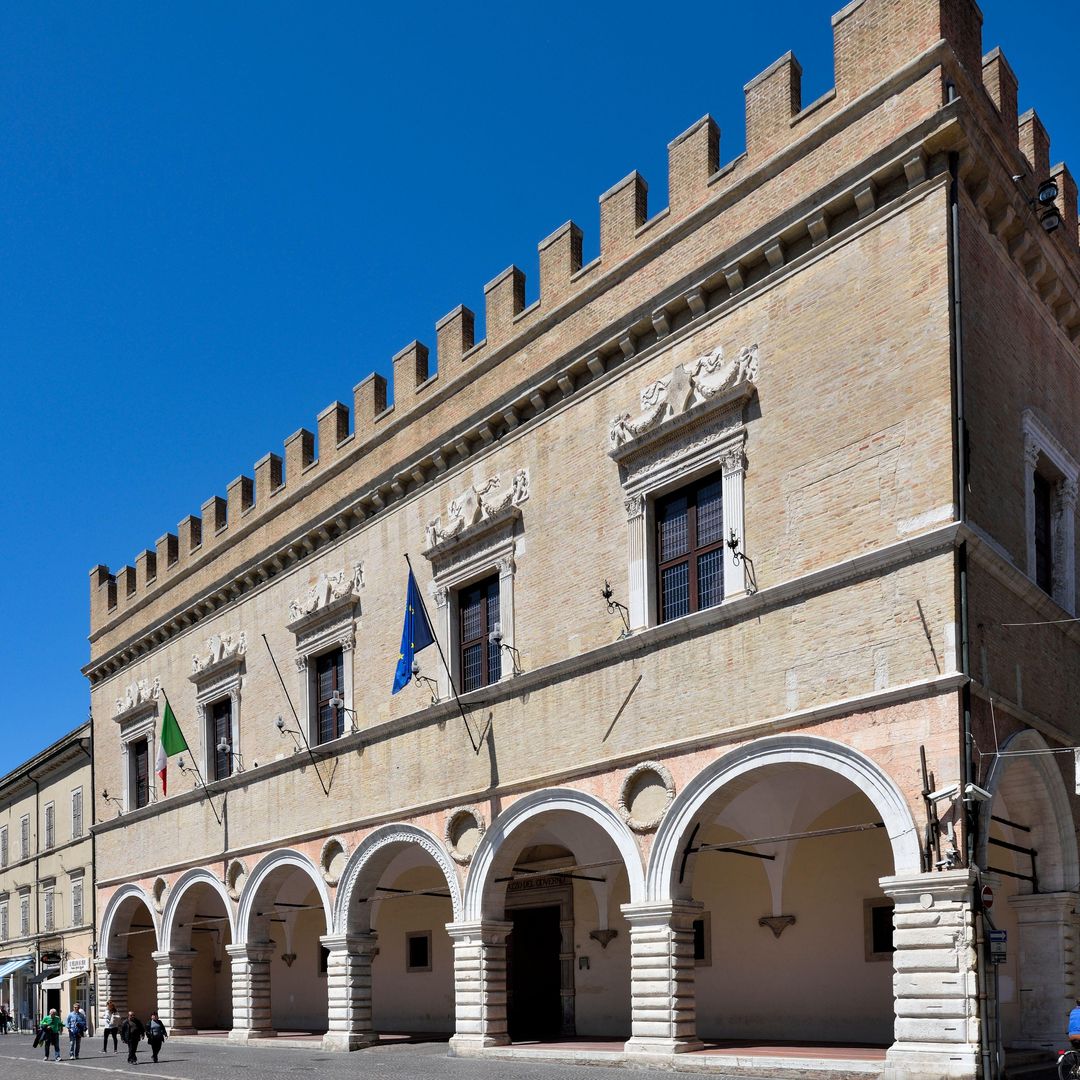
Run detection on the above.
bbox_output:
[0,1004,9,1033]
[102,999,121,1053]
[120,1011,144,1065]
[65,1004,87,1059]
[146,1011,168,1063]
[39,1008,63,1062]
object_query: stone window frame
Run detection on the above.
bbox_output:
[1023,409,1078,613]
[618,432,748,631]
[190,656,244,784]
[118,713,158,812]
[863,897,895,962]
[428,529,519,701]
[287,576,362,747]
[405,930,433,973]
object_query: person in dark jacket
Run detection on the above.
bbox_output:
[146,1011,168,1063]
[120,1011,144,1064]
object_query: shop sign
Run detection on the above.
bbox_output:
[66,958,89,975]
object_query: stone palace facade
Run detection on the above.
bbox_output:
[85,2,1080,1078]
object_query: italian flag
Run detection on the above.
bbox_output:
[156,698,189,796]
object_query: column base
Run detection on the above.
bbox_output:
[169,1027,197,1037]
[448,1033,512,1054]
[322,1031,377,1052]
[883,1044,979,1080]
[228,1029,276,1043]
[624,1036,704,1056]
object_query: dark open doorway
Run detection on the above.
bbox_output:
[508,905,562,1041]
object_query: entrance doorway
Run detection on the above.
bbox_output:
[46,989,60,1015]
[508,906,562,1041]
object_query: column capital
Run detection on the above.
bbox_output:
[151,949,196,968]
[620,899,703,929]
[879,868,975,904]
[445,919,512,945]
[93,956,131,975]
[1008,890,1079,920]
[225,942,274,963]
[319,932,377,955]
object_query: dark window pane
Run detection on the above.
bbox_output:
[133,739,149,809]
[871,904,894,954]
[461,590,482,642]
[696,479,724,547]
[1034,471,1053,593]
[661,562,689,621]
[692,919,706,962]
[315,649,344,744]
[658,495,689,560]
[408,934,430,970]
[697,549,724,610]
[212,698,232,781]
[462,642,483,693]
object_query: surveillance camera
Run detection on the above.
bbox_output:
[927,783,960,803]
[964,782,993,803]
[216,740,229,753]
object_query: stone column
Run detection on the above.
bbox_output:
[1008,891,1079,1050]
[152,950,195,1034]
[446,920,512,1052]
[621,900,704,1057]
[321,933,378,1051]
[226,943,275,1041]
[881,869,980,1080]
[625,493,648,630]
[93,957,130,1017]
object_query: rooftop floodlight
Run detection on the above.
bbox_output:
[1037,178,1059,205]
[1040,205,1062,233]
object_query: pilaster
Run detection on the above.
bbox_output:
[92,957,130,1017]
[226,943,275,1042]
[152,950,195,1034]
[321,933,379,1052]
[880,869,980,1080]
[446,920,512,1052]
[621,900,704,1057]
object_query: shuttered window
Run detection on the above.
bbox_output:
[44,803,55,849]
[72,879,84,926]
[71,789,83,840]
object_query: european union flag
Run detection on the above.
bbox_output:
[392,568,436,693]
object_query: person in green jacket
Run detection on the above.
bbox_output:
[39,1008,63,1062]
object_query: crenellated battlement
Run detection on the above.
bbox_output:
[89,0,1080,646]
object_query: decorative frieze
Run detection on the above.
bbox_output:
[190,631,247,677]
[608,343,758,456]
[287,563,364,666]
[113,677,161,722]
[424,468,530,554]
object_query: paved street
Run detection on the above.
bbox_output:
[0,1035,686,1080]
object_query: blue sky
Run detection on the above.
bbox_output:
[1,1,1077,779]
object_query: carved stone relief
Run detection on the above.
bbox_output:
[288,564,364,624]
[114,677,161,721]
[609,343,759,452]
[191,631,247,676]
[424,468,529,551]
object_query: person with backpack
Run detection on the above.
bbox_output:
[146,1011,168,1063]
[120,1011,144,1064]
[65,1003,88,1059]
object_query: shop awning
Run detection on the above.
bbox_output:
[40,971,82,991]
[0,957,32,979]
[27,967,59,985]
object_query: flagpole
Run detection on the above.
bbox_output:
[404,554,486,755]
[163,693,222,825]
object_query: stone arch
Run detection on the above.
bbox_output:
[647,734,921,902]
[977,728,1079,893]
[462,787,646,922]
[334,823,463,934]
[100,883,160,958]
[160,867,238,951]
[236,848,333,946]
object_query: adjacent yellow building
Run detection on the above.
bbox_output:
[0,724,93,1030]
